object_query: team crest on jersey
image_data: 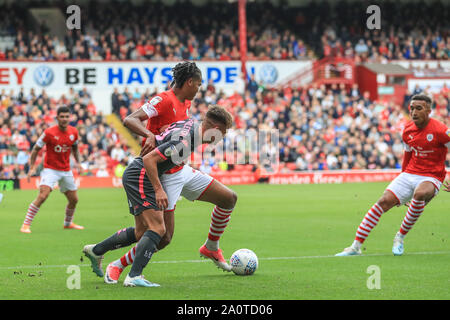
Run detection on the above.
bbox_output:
[149,96,162,106]
[69,134,74,141]
[426,134,434,142]
[164,145,178,158]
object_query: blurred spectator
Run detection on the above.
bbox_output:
[0,87,136,179]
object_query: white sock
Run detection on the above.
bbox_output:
[352,240,362,250]
[205,239,219,251]
[396,231,405,239]
[112,259,125,269]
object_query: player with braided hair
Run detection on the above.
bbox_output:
[84,62,238,284]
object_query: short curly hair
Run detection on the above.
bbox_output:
[205,105,233,129]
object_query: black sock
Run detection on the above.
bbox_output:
[93,227,137,256]
[129,230,161,277]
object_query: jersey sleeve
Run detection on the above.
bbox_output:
[440,128,450,149]
[141,95,166,118]
[36,130,49,148]
[73,128,79,146]
[401,132,412,152]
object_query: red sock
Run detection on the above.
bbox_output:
[399,199,425,235]
[24,202,40,226]
[119,246,136,268]
[205,206,233,250]
[64,206,76,226]
[355,203,384,243]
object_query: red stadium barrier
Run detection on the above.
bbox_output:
[19,169,449,189]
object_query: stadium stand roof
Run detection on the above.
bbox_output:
[362,63,412,75]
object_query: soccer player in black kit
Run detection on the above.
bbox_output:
[84,105,233,287]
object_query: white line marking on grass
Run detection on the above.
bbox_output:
[2,251,449,271]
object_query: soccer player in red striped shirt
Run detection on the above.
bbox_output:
[21,106,84,233]
[336,95,450,256]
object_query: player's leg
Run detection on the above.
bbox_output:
[393,180,438,256]
[61,190,84,229]
[58,173,83,229]
[105,173,182,283]
[105,208,174,284]
[123,208,164,287]
[197,180,237,248]
[84,161,144,278]
[181,169,237,271]
[21,184,52,233]
[336,175,410,256]
[83,225,138,278]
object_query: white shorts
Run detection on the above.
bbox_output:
[160,165,214,212]
[386,172,441,205]
[40,168,77,193]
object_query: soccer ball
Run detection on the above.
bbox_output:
[230,249,258,275]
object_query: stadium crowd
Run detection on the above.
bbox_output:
[1,81,449,181]
[112,78,450,174]
[0,87,135,180]
[1,1,449,62]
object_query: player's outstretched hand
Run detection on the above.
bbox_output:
[443,180,450,192]
[27,168,34,183]
[155,189,168,211]
[140,134,156,157]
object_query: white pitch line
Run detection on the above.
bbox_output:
[1,251,449,271]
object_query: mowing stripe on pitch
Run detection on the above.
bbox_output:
[1,251,449,270]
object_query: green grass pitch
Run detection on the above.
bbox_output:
[0,183,448,300]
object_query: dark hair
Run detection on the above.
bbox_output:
[57,106,71,115]
[411,94,432,106]
[170,61,202,88]
[205,105,233,129]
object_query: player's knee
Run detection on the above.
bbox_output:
[69,196,78,206]
[150,224,166,238]
[412,190,431,201]
[377,197,394,212]
[134,228,145,241]
[222,190,237,209]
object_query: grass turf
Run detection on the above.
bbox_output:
[0,182,448,300]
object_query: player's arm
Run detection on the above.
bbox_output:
[28,144,41,178]
[443,181,450,192]
[441,129,450,192]
[27,133,45,180]
[401,151,412,172]
[123,98,163,155]
[401,135,412,172]
[142,150,168,210]
[71,141,83,173]
[123,108,153,138]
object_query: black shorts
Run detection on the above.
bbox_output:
[122,157,159,215]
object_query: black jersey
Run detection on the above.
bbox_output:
[153,118,200,175]
[122,118,200,215]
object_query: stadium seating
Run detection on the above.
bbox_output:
[0,88,136,179]
[0,1,448,62]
